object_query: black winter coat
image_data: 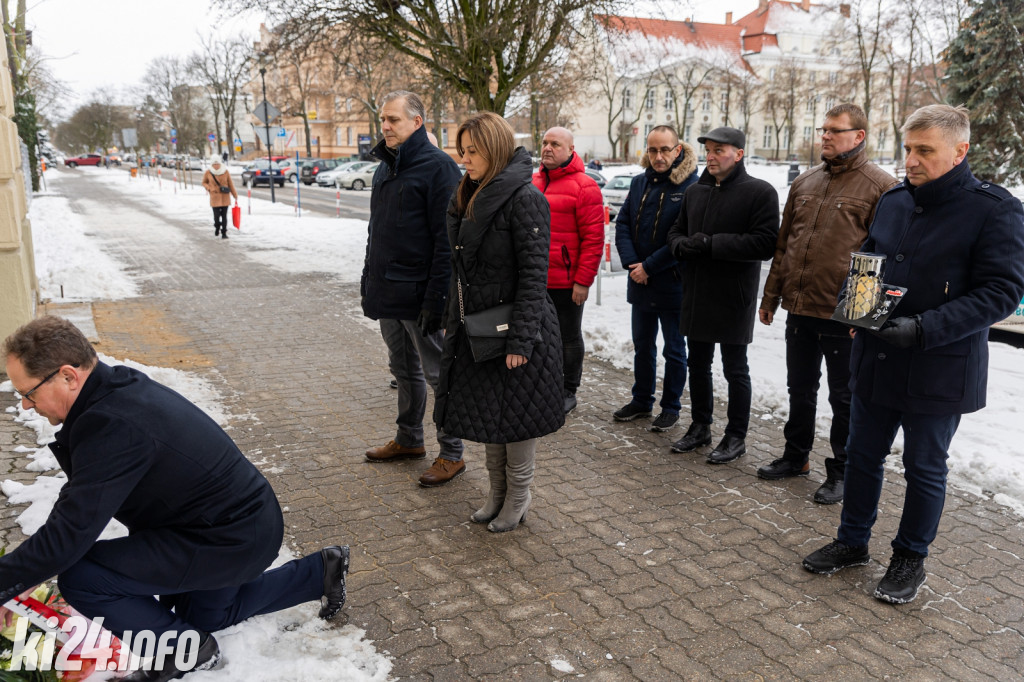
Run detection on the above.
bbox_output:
[0,362,282,602]
[434,148,565,444]
[361,125,462,320]
[851,161,1024,415]
[667,163,779,344]
[614,144,699,311]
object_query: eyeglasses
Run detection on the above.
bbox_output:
[815,127,859,137]
[16,367,61,404]
[647,146,679,157]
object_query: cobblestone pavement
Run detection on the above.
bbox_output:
[2,172,1023,681]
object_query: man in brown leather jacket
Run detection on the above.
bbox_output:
[757,103,899,504]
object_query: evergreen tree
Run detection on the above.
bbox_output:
[944,0,1024,185]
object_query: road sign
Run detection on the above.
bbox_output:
[253,100,280,125]
[122,128,138,147]
[277,127,287,137]
[207,133,216,142]
[171,137,178,145]
[171,128,177,137]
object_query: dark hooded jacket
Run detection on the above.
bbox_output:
[434,148,565,443]
[614,143,699,310]
[360,125,462,320]
[667,162,779,344]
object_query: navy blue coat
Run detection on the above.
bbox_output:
[614,145,699,311]
[0,362,282,601]
[361,125,462,320]
[851,161,1024,414]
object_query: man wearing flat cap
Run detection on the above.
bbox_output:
[666,127,779,463]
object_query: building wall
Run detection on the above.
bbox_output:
[0,54,36,343]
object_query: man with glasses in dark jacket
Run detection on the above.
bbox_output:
[361,90,465,487]
[613,125,699,433]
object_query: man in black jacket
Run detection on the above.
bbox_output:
[1,316,349,681]
[361,90,465,487]
[667,127,779,464]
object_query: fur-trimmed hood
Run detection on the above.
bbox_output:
[640,141,698,185]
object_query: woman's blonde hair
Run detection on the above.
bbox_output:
[454,112,516,217]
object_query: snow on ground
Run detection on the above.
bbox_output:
[2,160,1024,677]
[31,164,1024,518]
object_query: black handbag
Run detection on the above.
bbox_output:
[458,276,512,362]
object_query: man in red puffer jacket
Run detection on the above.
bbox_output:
[532,127,605,414]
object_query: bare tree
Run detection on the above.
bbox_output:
[54,92,133,153]
[191,33,254,160]
[830,0,887,123]
[218,0,618,115]
[142,56,209,154]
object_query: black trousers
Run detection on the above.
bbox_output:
[548,288,585,393]
[781,313,852,479]
[687,340,751,439]
[212,206,228,232]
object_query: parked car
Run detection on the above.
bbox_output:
[299,159,340,185]
[276,157,314,183]
[584,168,607,188]
[106,154,122,166]
[183,156,204,171]
[335,162,380,190]
[601,172,642,221]
[63,153,103,168]
[316,160,374,187]
[746,155,768,165]
[241,159,286,187]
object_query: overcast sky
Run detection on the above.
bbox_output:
[26,0,761,116]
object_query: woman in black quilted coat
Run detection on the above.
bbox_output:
[434,112,565,532]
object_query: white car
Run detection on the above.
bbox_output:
[601,173,642,221]
[335,162,381,190]
[316,160,375,187]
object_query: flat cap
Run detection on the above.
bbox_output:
[697,127,745,149]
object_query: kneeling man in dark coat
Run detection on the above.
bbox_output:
[0,316,350,681]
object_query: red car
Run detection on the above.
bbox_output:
[64,154,103,168]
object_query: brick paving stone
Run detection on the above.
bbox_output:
[1,171,1023,679]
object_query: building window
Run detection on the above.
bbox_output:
[769,67,776,81]
[828,71,838,84]
[622,88,633,110]
[878,130,887,149]
[441,127,449,147]
[646,88,656,109]
[825,96,836,111]
[644,123,655,137]
[664,90,674,109]
[345,97,353,112]
[347,127,353,146]
[808,71,816,84]
[683,126,691,142]
[334,96,342,114]
[803,126,813,143]
[763,126,773,148]
[336,127,343,145]
[701,92,712,112]
[806,97,815,114]
[720,92,728,111]
[699,123,711,137]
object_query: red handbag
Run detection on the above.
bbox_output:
[232,202,241,229]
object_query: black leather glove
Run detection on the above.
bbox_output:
[870,315,922,349]
[417,309,442,337]
[690,233,711,254]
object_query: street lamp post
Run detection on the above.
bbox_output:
[259,63,276,203]
[810,95,820,170]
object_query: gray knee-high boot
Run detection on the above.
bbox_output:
[471,444,507,523]
[488,439,536,533]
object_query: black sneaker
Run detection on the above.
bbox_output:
[874,549,926,604]
[757,458,810,480]
[669,422,712,452]
[613,402,652,422]
[802,539,870,575]
[649,412,679,432]
[319,545,351,619]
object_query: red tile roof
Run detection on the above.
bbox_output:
[595,14,750,71]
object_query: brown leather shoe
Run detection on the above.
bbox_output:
[418,457,466,487]
[365,440,426,462]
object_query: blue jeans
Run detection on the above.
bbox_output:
[380,319,464,461]
[837,394,961,556]
[629,306,686,413]
[59,552,324,646]
[687,340,751,439]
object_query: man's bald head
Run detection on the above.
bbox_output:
[540,127,575,170]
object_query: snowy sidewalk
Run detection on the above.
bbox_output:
[2,168,1024,680]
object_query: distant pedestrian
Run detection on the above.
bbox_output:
[757,103,898,504]
[201,157,238,239]
[613,126,698,432]
[435,112,565,533]
[802,104,1024,604]
[532,126,605,414]
[666,127,779,463]
[588,158,603,171]
[361,90,466,487]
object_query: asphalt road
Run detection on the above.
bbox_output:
[229,172,372,220]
